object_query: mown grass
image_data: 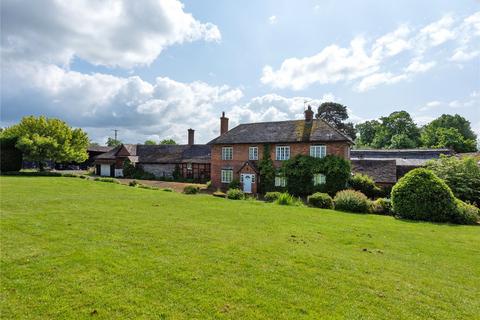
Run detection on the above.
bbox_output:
[1,177,479,319]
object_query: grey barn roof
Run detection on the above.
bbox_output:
[95,144,211,164]
[351,149,453,160]
[87,145,113,153]
[208,119,354,145]
[351,159,397,184]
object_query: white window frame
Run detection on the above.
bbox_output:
[275,146,290,161]
[313,173,326,186]
[310,145,327,158]
[221,169,233,183]
[221,147,233,160]
[275,176,286,187]
[249,146,258,160]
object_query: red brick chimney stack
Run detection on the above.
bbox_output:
[188,128,194,145]
[220,111,229,135]
[304,105,314,122]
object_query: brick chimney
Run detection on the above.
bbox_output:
[188,128,194,145]
[220,111,229,135]
[304,105,314,122]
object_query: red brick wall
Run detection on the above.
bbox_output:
[211,142,351,192]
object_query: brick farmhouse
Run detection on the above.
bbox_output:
[207,107,354,193]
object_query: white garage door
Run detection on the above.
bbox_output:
[100,164,111,177]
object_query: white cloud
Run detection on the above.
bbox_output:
[261,12,480,92]
[0,0,221,68]
[1,61,242,144]
[268,15,277,24]
[449,49,480,62]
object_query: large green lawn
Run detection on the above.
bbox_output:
[1,177,479,319]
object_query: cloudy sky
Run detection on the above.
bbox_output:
[1,0,479,144]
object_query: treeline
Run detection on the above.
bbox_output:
[355,112,477,152]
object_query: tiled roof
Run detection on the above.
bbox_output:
[94,144,211,163]
[351,159,397,184]
[87,145,114,153]
[208,119,354,145]
[351,149,453,159]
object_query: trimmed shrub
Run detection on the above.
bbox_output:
[129,180,139,187]
[94,177,119,183]
[391,168,457,222]
[370,198,393,215]
[307,192,334,209]
[264,191,282,203]
[334,190,369,213]
[453,199,480,225]
[1,171,62,177]
[60,173,78,178]
[348,173,381,199]
[228,179,241,190]
[213,191,227,198]
[183,185,199,194]
[227,188,244,200]
[161,188,173,192]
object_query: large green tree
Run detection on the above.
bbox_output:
[421,114,477,152]
[144,140,157,145]
[316,102,356,140]
[2,116,89,170]
[355,111,420,149]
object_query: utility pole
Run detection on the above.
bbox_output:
[112,129,119,141]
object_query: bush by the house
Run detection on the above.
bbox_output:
[228,179,241,190]
[183,185,199,194]
[227,188,244,200]
[307,192,334,209]
[213,191,227,198]
[123,159,156,180]
[282,155,350,197]
[275,193,302,206]
[391,168,457,222]
[264,191,282,202]
[369,198,392,215]
[453,199,480,225]
[129,180,139,187]
[334,189,369,213]
[348,173,381,199]
[94,177,119,184]
[426,155,480,206]
[161,188,173,192]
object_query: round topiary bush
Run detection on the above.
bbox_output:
[334,190,369,213]
[307,192,334,209]
[348,173,381,199]
[183,185,199,194]
[264,191,281,203]
[391,168,457,222]
[226,188,244,200]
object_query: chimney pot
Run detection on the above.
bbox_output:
[220,112,229,135]
[188,128,194,145]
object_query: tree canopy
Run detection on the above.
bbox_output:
[356,111,421,149]
[315,102,356,140]
[421,114,477,152]
[2,116,89,169]
[160,139,177,145]
[106,137,122,147]
[144,140,157,145]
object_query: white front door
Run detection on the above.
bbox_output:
[242,174,253,193]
